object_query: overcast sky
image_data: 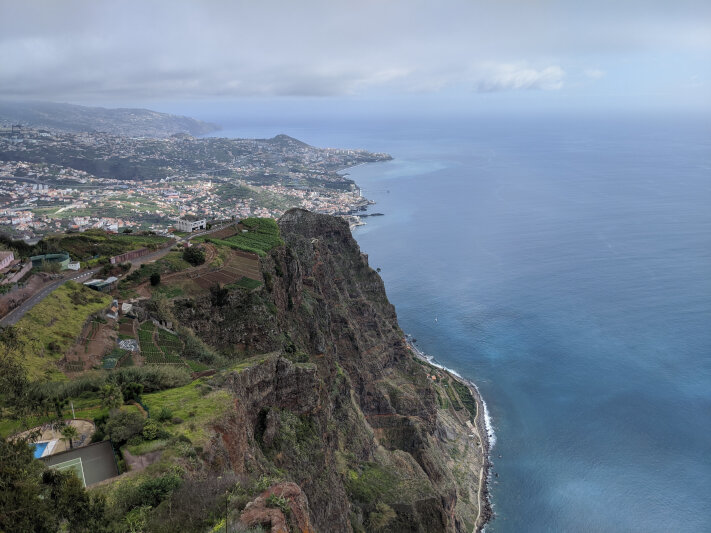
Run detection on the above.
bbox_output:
[1,0,709,112]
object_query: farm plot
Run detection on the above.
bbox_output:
[193,248,261,289]
[208,225,239,240]
[137,321,183,365]
[102,347,129,369]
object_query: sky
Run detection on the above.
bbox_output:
[0,0,710,114]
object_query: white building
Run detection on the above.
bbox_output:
[176,216,207,232]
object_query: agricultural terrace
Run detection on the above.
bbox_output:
[121,251,192,285]
[199,217,283,257]
[5,282,111,381]
[42,229,170,263]
[137,321,184,365]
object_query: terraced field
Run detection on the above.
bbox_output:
[137,321,183,365]
[193,249,261,289]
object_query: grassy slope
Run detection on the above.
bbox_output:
[12,281,111,381]
[142,380,232,444]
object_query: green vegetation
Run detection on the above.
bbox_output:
[186,360,209,372]
[43,229,169,261]
[102,347,128,369]
[450,379,477,421]
[121,251,191,287]
[156,328,183,357]
[202,217,283,257]
[142,379,231,444]
[10,282,111,381]
[226,276,263,291]
[0,436,108,532]
[266,493,291,515]
[138,322,183,365]
[182,246,206,266]
[345,462,400,505]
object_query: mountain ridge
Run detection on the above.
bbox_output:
[0,101,219,138]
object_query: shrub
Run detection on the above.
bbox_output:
[112,366,191,392]
[182,247,205,266]
[121,382,144,403]
[156,406,173,422]
[369,503,396,531]
[150,272,161,286]
[104,410,145,445]
[266,494,290,515]
[142,419,160,440]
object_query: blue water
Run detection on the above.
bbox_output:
[208,112,711,532]
[33,442,48,458]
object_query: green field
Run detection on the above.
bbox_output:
[138,322,183,365]
[199,217,283,257]
[142,380,231,444]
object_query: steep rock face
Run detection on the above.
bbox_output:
[176,209,483,532]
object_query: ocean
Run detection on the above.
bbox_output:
[205,111,711,532]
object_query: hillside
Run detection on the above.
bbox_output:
[0,210,489,532]
[0,101,219,137]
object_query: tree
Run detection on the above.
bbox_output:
[150,272,161,286]
[100,383,124,411]
[0,327,30,418]
[104,410,145,445]
[61,424,79,450]
[0,436,108,532]
[122,382,144,403]
[182,246,205,266]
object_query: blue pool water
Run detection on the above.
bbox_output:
[206,111,711,532]
[33,442,48,459]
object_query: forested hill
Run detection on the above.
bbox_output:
[0,101,219,138]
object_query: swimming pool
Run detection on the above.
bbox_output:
[33,442,48,458]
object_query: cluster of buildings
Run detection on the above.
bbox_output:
[0,128,390,239]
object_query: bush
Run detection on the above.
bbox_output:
[112,471,182,515]
[369,503,396,531]
[104,410,145,445]
[266,494,290,515]
[121,382,144,403]
[112,366,191,392]
[156,406,173,422]
[182,247,205,266]
[142,419,160,440]
[150,272,161,286]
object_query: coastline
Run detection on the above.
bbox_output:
[406,336,494,532]
[346,157,493,530]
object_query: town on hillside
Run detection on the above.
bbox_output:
[0,126,391,240]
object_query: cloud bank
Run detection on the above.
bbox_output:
[0,0,709,104]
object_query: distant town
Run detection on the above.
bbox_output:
[0,126,391,240]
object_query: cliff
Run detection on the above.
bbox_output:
[170,209,490,532]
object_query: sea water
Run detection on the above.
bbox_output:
[206,111,711,532]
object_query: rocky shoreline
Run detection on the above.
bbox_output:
[407,337,494,532]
